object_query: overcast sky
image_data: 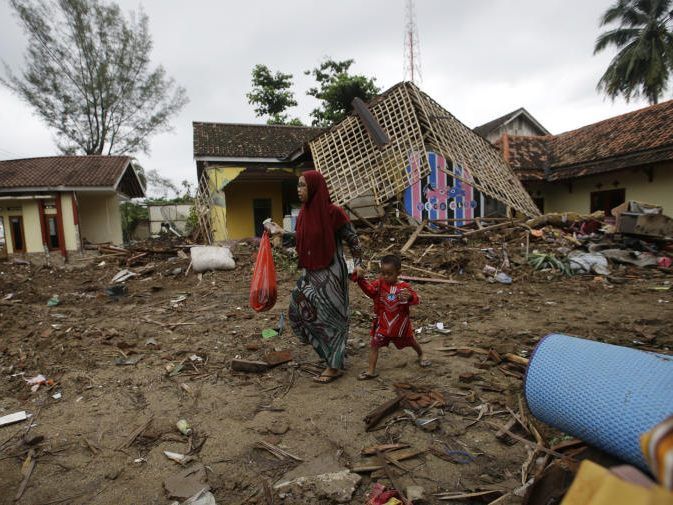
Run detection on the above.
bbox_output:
[1,0,668,189]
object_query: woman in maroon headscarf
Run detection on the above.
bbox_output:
[266,170,364,383]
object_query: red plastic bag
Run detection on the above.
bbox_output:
[249,231,277,312]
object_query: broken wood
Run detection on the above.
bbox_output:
[434,489,503,501]
[376,449,408,504]
[117,416,153,450]
[345,204,378,231]
[417,233,461,239]
[255,441,302,462]
[15,449,36,501]
[414,243,434,264]
[402,263,449,278]
[399,275,461,285]
[495,418,518,443]
[504,353,529,366]
[263,350,293,367]
[361,443,410,456]
[231,359,269,373]
[461,220,523,238]
[364,395,404,431]
[436,346,490,355]
[352,448,426,473]
[400,219,428,254]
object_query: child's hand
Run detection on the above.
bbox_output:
[353,265,366,280]
[398,289,411,302]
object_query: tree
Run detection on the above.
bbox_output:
[246,64,301,125]
[144,169,179,199]
[594,0,673,104]
[2,0,188,155]
[305,59,380,126]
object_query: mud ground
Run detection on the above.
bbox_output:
[0,243,671,505]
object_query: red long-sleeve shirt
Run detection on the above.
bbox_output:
[355,278,419,338]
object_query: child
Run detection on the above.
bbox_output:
[352,254,430,380]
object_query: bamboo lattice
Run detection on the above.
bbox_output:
[193,169,228,244]
[309,83,431,207]
[309,82,541,217]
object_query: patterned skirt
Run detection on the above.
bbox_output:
[288,248,349,370]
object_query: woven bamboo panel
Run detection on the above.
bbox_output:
[309,83,430,207]
[309,82,541,217]
[407,84,541,217]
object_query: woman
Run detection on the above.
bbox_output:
[266,170,364,383]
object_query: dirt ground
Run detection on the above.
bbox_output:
[0,242,671,505]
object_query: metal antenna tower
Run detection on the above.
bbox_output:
[403,0,422,83]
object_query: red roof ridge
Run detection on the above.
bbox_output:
[554,98,673,138]
[0,154,132,163]
[191,121,321,130]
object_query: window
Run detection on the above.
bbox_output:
[45,216,60,250]
[253,198,272,237]
[590,189,625,216]
[9,216,25,252]
[532,197,544,214]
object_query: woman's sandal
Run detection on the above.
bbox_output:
[419,359,432,368]
[313,372,342,384]
[357,371,379,380]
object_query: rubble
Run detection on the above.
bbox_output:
[0,211,670,504]
[273,469,361,503]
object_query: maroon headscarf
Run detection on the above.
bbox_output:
[295,170,349,270]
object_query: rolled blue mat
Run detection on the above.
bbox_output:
[524,333,673,470]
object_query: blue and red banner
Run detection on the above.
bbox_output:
[404,152,482,227]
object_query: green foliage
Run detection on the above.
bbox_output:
[594,0,673,104]
[528,252,572,276]
[305,58,380,126]
[246,64,301,125]
[2,0,188,155]
[185,205,199,235]
[120,201,148,242]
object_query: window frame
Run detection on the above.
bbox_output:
[9,215,26,253]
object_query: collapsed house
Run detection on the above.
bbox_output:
[193,82,540,241]
[309,82,541,222]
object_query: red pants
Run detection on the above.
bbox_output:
[371,332,416,350]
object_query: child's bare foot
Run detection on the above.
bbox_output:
[358,371,379,380]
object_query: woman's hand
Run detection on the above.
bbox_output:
[263,220,284,236]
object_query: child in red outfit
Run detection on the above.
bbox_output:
[352,254,430,380]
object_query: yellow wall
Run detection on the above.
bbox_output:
[60,193,79,252]
[76,192,124,245]
[206,166,245,241]
[0,199,42,254]
[527,163,673,215]
[225,180,284,239]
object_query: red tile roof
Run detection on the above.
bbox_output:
[193,122,325,160]
[503,99,673,181]
[496,135,551,181]
[0,155,139,192]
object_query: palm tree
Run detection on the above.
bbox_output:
[594,0,673,104]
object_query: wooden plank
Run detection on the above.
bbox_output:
[399,275,461,285]
[352,448,426,473]
[363,395,403,431]
[403,263,449,278]
[361,443,410,456]
[461,220,523,238]
[504,353,529,366]
[231,359,269,373]
[417,233,461,238]
[400,219,427,254]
